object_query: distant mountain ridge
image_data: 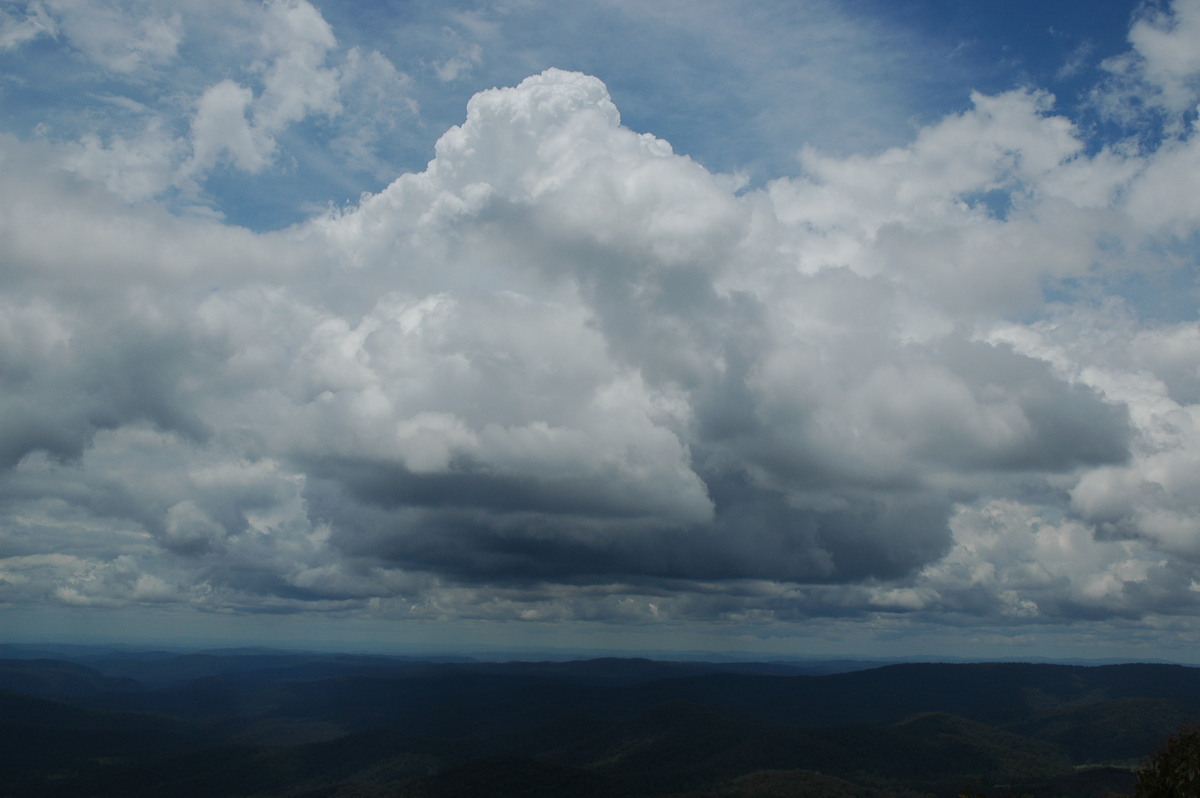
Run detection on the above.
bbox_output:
[0,658,144,696]
[1,650,1192,796]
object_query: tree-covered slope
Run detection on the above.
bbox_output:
[1,653,1188,797]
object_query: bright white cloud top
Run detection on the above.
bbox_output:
[2,0,1199,659]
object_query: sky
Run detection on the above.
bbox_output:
[2,0,1200,662]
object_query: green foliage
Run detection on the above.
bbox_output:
[0,657,1180,797]
[1134,726,1200,798]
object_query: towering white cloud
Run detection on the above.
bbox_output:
[0,1,1199,656]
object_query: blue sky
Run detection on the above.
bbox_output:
[1,0,1145,229]
[3,0,1200,661]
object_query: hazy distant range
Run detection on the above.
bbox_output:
[3,643,1196,797]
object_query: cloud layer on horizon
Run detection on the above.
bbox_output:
[2,0,1200,647]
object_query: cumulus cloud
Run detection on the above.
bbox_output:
[1097,0,1200,133]
[177,0,341,183]
[435,42,482,83]
[1,0,413,207]
[1121,0,1200,115]
[1,2,1200,649]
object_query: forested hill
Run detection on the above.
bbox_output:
[1,650,1195,797]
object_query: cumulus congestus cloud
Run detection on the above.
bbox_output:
[3,0,1200,648]
[0,66,1144,625]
